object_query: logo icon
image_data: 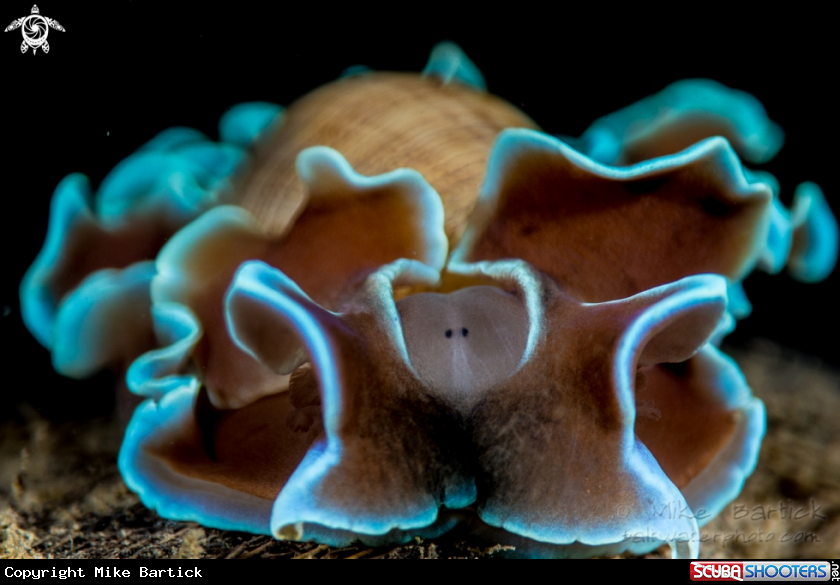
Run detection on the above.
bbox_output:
[5,5,64,54]
[691,561,833,581]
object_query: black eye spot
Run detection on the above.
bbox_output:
[462,328,469,337]
[445,329,453,338]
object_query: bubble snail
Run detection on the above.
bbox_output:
[20,42,838,559]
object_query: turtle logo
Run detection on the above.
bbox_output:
[5,5,64,54]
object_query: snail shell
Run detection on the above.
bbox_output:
[233,73,538,244]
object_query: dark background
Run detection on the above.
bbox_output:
[2,4,837,419]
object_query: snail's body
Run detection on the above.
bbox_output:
[19,43,837,559]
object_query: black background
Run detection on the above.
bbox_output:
[2,3,837,419]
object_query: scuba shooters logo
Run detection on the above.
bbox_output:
[691,561,834,581]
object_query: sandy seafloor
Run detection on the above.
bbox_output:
[1,340,838,560]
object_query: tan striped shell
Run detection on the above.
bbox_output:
[231,73,539,246]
